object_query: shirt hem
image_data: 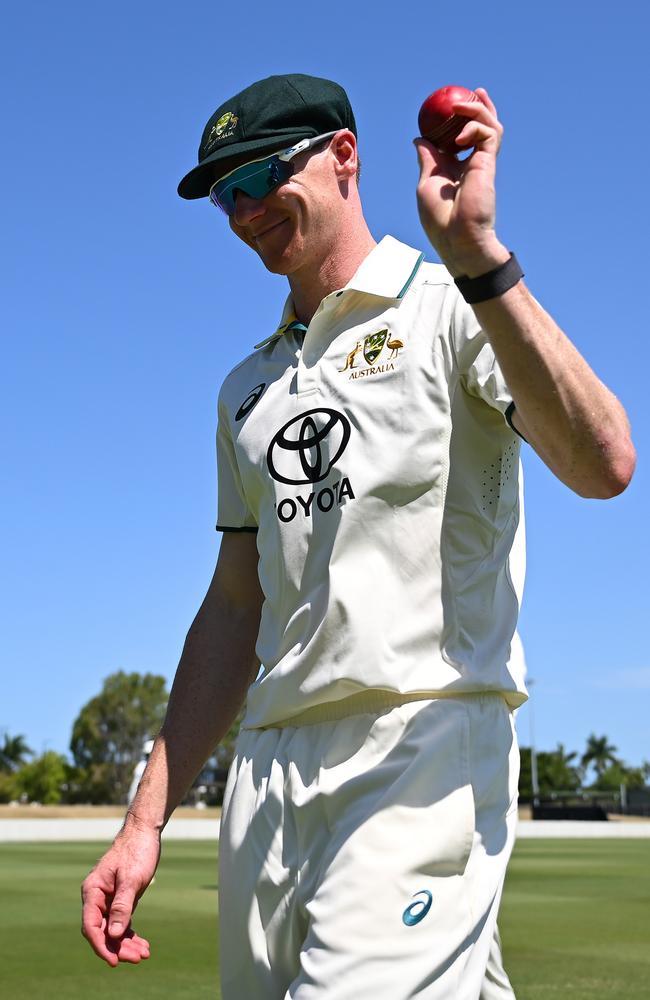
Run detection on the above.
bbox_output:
[244,687,525,730]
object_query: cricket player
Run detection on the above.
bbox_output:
[81,74,635,998]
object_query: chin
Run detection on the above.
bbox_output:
[256,239,304,276]
[253,250,290,275]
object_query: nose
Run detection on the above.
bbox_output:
[232,188,267,226]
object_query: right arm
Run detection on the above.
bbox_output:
[81,531,263,966]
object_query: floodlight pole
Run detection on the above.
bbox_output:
[528,677,540,809]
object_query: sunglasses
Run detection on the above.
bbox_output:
[209,131,338,216]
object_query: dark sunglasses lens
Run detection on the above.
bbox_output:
[211,158,292,216]
[209,187,227,213]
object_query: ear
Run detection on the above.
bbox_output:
[331,130,358,181]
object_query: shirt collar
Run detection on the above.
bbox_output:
[343,235,425,300]
[254,236,425,350]
[254,307,306,351]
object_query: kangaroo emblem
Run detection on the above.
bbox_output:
[340,342,362,372]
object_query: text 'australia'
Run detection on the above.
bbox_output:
[349,362,395,380]
[275,478,356,523]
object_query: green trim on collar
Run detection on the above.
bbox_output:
[397,251,425,299]
[340,238,426,300]
[253,331,283,350]
[253,318,307,351]
[284,320,308,335]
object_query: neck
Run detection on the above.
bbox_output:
[288,219,377,324]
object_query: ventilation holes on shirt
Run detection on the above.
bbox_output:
[481,442,517,513]
[501,441,517,492]
[481,460,497,512]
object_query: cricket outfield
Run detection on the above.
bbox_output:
[1,839,648,999]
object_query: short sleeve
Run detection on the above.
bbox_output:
[216,402,258,533]
[449,286,515,421]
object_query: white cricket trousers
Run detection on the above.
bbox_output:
[219,694,519,999]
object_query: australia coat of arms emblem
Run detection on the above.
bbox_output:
[363,329,388,365]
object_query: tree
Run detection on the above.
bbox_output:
[14,751,68,805]
[0,733,33,773]
[544,743,582,791]
[519,744,582,799]
[188,705,245,806]
[581,733,619,781]
[592,761,647,792]
[0,773,17,804]
[70,671,168,804]
[213,705,245,770]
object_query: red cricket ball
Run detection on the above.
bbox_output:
[418,85,480,154]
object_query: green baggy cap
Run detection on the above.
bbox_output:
[177,73,357,200]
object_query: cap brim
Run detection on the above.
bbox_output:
[177,131,315,200]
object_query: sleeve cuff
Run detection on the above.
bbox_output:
[505,402,527,442]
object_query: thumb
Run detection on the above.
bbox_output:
[108,879,137,937]
[413,137,438,181]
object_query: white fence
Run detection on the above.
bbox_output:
[1,818,650,843]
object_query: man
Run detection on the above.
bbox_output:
[81,74,635,997]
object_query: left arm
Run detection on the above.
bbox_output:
[468,275,634,498]
[415,88,636,498]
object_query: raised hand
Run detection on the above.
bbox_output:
[414,87,509,277]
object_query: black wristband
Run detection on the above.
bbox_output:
[454,253,524,304]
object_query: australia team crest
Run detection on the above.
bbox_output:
[363,329,388,365]
[339,328,403,380]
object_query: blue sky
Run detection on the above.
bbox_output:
[2,1,648,772]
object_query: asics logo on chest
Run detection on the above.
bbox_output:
[236,383,266,421]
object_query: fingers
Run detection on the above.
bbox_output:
[454,120,498,153]
[453,89,498,125]
[450,90,503,153]
[81,865,148,967]
[81,884,119,967]
[127,932,151,961]
[475,87,498,117]
[81,895,150,966]
[107,875,138,938]
[105,921,151,964]
[413,137,461,182]
[414,88,502,169]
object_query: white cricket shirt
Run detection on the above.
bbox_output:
[216,236,528,728]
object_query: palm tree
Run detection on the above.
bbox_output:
[0,733,33,773]
[581,733,619,780]
[555,742,578,767]
[542,743,582,792]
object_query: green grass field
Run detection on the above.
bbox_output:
[1,839,648,998]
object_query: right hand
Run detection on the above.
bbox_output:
[414,88,506,277]
[81,822,161,967]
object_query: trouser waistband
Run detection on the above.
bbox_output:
[247,689,506,730]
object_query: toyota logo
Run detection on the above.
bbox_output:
[267,409,351,485]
